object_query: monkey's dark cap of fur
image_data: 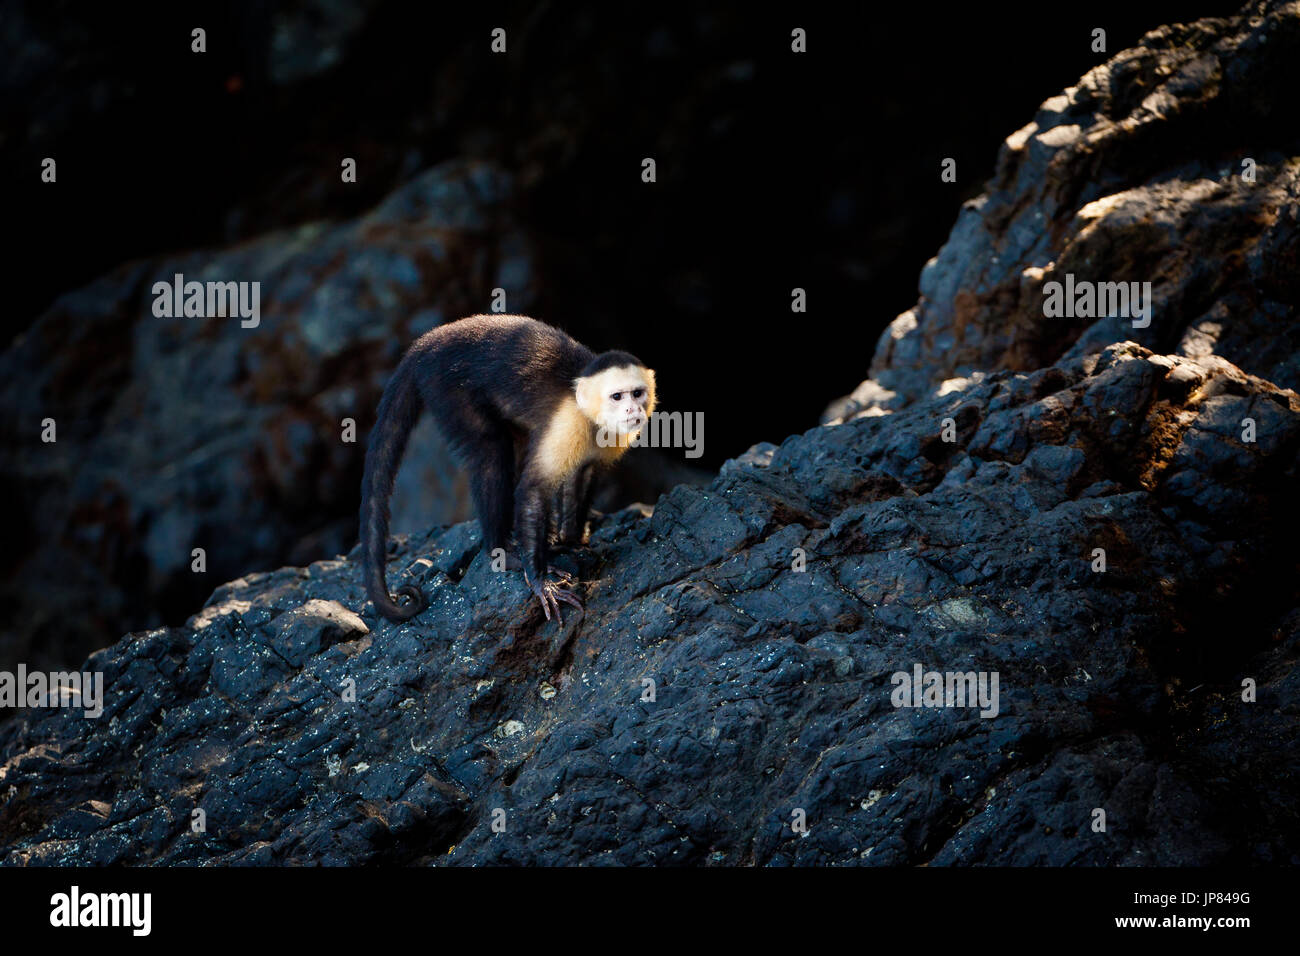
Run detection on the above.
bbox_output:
[580,350,645,377]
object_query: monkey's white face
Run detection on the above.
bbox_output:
[576,364,656,436]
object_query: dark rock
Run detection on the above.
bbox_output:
[2,342,1296,865]
[0,161,531,673]
[0,159,706,673]
[3,0,1298,867]
[826,0,1300,422]
[272,598,370,669]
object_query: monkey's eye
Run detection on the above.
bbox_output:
[632,388,645,399]
[611,392,622,401]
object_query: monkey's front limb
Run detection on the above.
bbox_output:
[554,463,597,546]
[517,478,584,624]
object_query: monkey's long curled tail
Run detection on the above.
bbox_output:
[360,357,428,621]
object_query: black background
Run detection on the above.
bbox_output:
[3,0,1244,466]
[1,864,1290,938]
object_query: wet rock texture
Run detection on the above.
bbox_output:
[3,1,1299,865]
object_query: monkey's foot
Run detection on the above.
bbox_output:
[545,566,575,586]
[529,577,583,624]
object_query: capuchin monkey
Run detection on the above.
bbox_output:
[360,314,656,624]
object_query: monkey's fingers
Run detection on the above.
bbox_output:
[546,566,575,586]
[530,579,556,621]
[548,585,583,626]
[530,580,583,625]
[552,586,583,611]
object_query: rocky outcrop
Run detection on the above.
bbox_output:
[3,1,1298,866]
[0,152,705,674]
[0,162,536,673]
[826,0,1300,422]
[2,340,1296,865]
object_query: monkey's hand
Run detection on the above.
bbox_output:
[526,573,583,624]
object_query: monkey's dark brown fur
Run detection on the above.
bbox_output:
[360,314,655,622]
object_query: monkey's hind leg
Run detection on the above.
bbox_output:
[469,431,517,559]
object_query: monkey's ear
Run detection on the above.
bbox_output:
[574,374,603,421]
